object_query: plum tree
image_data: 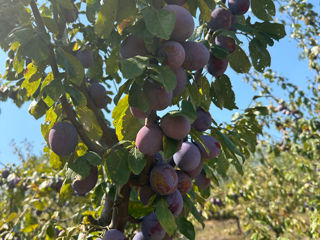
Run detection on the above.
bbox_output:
[160,114,190,140]
[215,35,236,53]
[163,5,194,42]
[158,41,185,69]
[102,229,126,240]
[182,41,210,71]
[75,49,94,68]
[194,172,210,189]
[150,163,178,195]
[192,107,212,132]
[139,185,155,205]
[186,159,203,178]
[119,35,147,59]
[143,80,173,110]
[165,190,183,216]
[72,165,98,196]
[164,0,187,5]
[136,124,163,155]
[88,83,107,109]
[1,169,9,178]
[130,106,150,119]
[176,170,192,195]
[173,142,201,172]
[172,68,187,97]
[195,135,221,159]
[141,212,166,240]
[208,8,232,32]
[49,121,79,156]
[206,53,228,77]
[228,0,250,15]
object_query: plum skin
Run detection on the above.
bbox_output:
[130,106,150,119]
[195,135,221,159]
[176,170,192,194]
[136,125,163,156]
[172,68,187,97]
[208,8,232,32]
[49,121,78,156]
[139,185,155,205]
[160,114,190,140]
[186,159,203,178]
[150,163,178,196]
[158,41,185,70]
[1,169,9,178]
[75,49,94,68]
[215,35,236,53]
[119,35,147,59]
[72,165,98,196]
[182,41,210,71]
[132,232,146,240]
[141,212,166,240]
[165,190,183,216]
[102,229,126,240]
[192,107,212,132]
[173,142,201,172]
[195,172,210,189]
[88,83,107,108]
[206,53,228,77]
[143,81,173,111]
[228,0,250,15]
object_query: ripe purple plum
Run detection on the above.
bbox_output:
[120,35,147,59]
[215,35,236,53]
[49,121,78,156]
[228,0,250,15]
[139,185,155,205]
[163,5,194,42]
[195,135,221,159]
[1,169,9,178]
[165,190,183,216]
[158,41,185,69]
[173,142,201,172]
[182,41,210,71]
[72,166,98,196]
[163,233,173,240]
[172,68,187,97]
[164,0,187,5]
[8,177,20,189]
[186,159,203,178]
[192,107,212,132]
[130,106,150,119]
[102,229,126,240]
[132,232,146,240]
[142,213,166,240]
[206,53,228,77]
[75,49,94,68]
[136,124,163,156]
[195,172,210,189]
[208,8,232,32]
[143,81,173,111]
[88,82,107,109]
[160,114,190,140]
[177,170,192,195]
[150,163,178,195]
[230,14,238,31]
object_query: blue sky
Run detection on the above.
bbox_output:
[0,7,315,165]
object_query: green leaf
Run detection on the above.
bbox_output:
[228,46,251,73]
[46,224,55,240]
[59,182,73,202]
[76,107,103,141]
[180,100,197,123]
[28,99,48,120]
[87,52,103,80]
[68,155,91,178]
[187,81,201,107]
[183,195,204,227]
[199,0,211,22]
[249,38,271,72]
[85,151,103,166]
[142,7,175,40]
[210,75,238,110]
[114,79,133,105]
[57,0,74,9]
[22,63,41,97]
[94,0,118,38]
[86,0,101,23]
[128,201,155,219]
[65,86,87,107]
[43,79,64,101]
[13,48,24,74]
[120,56,149,79]
[256,22,286,41]
[128,81,149,112]
[163,136,179,160]
[117,0,137,23]
[251,0,275,21]
[149,65,177,91]
[211,44,229,59]
[128,147,146,175]
[42,17,59,35]
[176,216,195,240]
[214,151,229,178]
[155,198,177,236]
[105,149,130,187]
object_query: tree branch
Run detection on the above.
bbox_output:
[98,193,114,226]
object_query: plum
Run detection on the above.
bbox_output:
[182,41,210,71]
[162,5,194,42]
[158,41,185,69]
[75,49,94,68]
[49,121,78,156]
[102,229,126,240]
[50,178,63,192]
[130,106,150,119]
[136,124,163,156]
[165,190,183,216]
[150,163,178,195]
[186,159,203,178]
[215,35,236,53]
[120,35,147,59]
[164,0,187,5]
[206,53,228,77]
[141,213,166,240]
[230,14,238,31]
[1,169,9,178]
[132,232,146,240]
[195,135,221,159]
[162,233,173,240]
[8,177,20,189]
[192,107,212,132]
[172,68,187,97]
[228,0,250,15]
[173,142,201,172]
[72,165,98,196]
[176,170,192,195]
[194,172,210,189]
[143,80,173,111]
[88,82,107,109]
[160,114,190,140]
[139,185,156,205]
[208,8,232,32]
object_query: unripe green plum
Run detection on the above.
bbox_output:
[143,81,172,111]
[49,121,78,156]
[182,41,210,71]
[215,35,236,53]
[173,142,201,172]
[120,35,147,59]
[172,68,187,97]
[88,83,107,109]
[75,49,94,68]
[208,8,232,32]
[192,107,212,132]
[130,106,150,119]
[102,229,126,240]
[165,190,183,216]
[142,213,166,240]
[194,172,210,189]
[228,0,250,15]
[163,5,194,42]
[150,163,178,195]
[206,53,228,77]
[72,166,98,196]
[195,135,221,159]
[158,41,185,69]
[177,170,192,195]
[136,125,163,156]
[160,114,190,140]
